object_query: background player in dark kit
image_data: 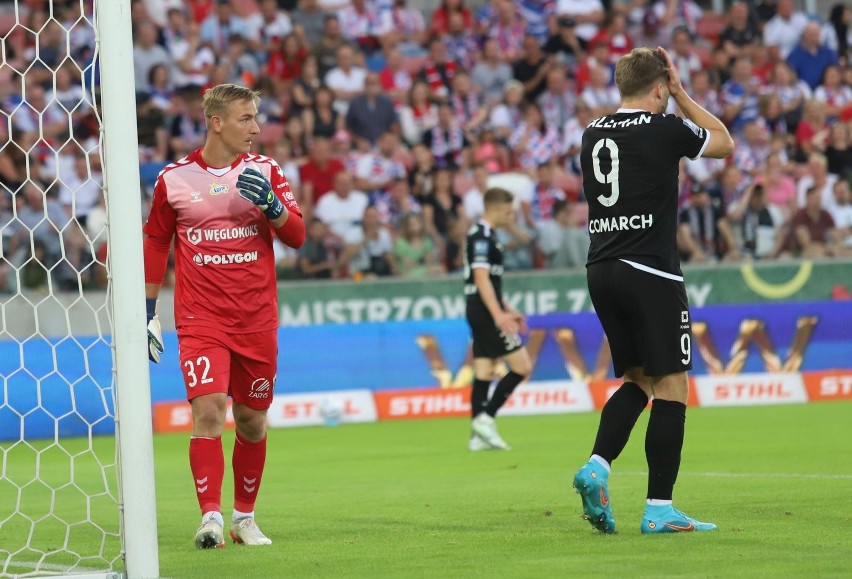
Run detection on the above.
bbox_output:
[464,188,533,451]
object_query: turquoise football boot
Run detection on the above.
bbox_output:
[641,504,718,534]
[572,460,616,534]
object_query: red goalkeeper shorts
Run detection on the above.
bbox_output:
[176,328,278,410]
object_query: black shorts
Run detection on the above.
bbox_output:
[466,301,523,359]
[587,259,693,378]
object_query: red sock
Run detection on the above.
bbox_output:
[189,436,224,515]
[232,431,267,513]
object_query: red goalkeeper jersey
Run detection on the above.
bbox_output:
[143,149,303,333]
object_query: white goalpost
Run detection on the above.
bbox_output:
[0,1,159,577]
[98,0,160,577]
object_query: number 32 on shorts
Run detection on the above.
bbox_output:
[184,356,214,388]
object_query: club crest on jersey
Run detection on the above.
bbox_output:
[186,227,202,246]
[209,183,229,196]
[190,191,202,203]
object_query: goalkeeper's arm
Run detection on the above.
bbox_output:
[145,288,164,364]
[272,208,305,249]
[143,177,174,363]
[143,242,167,364]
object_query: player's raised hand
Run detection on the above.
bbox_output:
[146,298,164,363]
[237,166,285,220]
[657,46,683,98]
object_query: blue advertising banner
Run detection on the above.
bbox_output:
[1,300,850,440]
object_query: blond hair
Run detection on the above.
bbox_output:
[202,84,261,121]
[614,48,668,100]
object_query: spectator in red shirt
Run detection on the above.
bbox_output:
[379,47,413,106]
[419,38,457,101]
[299,137,346,215]
[187,0,215,25]
[750,42,774,85]
[574,39,613,93]
[588,12,633,61]
[431,0,474,35]
[267,33,309,90]
[795,99,830,158]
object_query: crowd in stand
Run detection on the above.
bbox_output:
[2,0,852,291]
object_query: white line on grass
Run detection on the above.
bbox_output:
[5,560,119,577]
[619,471,852,480]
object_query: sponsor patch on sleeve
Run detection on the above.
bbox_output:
[682,118,705,139]
[472,240,490,263]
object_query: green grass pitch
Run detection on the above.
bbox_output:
[3,402,852,577]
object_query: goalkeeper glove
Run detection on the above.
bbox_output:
[236,166,285,220]
[146,298,164,364]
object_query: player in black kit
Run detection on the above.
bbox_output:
[465,188,532,451]
[572,47,734,534]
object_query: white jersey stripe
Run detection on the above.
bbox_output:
[689,129,711,161]
[619,259,684,282]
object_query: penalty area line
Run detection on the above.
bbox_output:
[619,471,852,480]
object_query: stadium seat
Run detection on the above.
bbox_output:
[696,14,727,45]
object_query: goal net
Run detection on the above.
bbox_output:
[1,1,157,577]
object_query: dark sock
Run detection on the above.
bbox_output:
[484,371,525,417]
[591,381,648,464]
[645,399,687,501]
[471,378,491,418]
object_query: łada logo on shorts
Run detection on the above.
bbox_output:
[192,251,259,266]
[248,377,271,399]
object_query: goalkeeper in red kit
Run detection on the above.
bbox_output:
[143,84,305,548]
